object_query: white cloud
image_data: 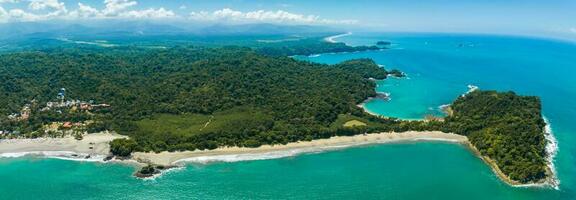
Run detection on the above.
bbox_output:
[0,0,20,3]
[0,6,7,22]
[67,1,174,19]
[102,0,137,16]
[190,8,357,25]
[0,2,352,25]
[7,8,40,21]
[0,0,177,22]
[28,0,67,12]
[68,3,100,18]
[118,7,174,19]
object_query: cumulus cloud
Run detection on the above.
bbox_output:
[0,2,355,25]
[118,7,174,19]
[102,0,137,16]
[0,0,176,22]
[0,0,20,3]
[7,8,41,21]
[28,0,67,12]
[190,8,357,25]
[67,2,173,19]
[0,6,7,22]
[68,3,100,18]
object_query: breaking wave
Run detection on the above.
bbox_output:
[174,145,356,165]
[0,151,107,162]
[543,116,560,189]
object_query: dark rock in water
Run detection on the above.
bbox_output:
[376,41,392,46]
[136,165,158,178]
[134,165,176,178]
[84,155,91,159]
[134,165,175,178]
[103,155,114,161]
[375,92,391,101]
[71,154,78,157]
[388,69,405,77]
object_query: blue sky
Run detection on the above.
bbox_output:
[1,0,575,39]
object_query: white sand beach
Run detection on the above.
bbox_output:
[324,32,352,43]
[0,132,127,157]
[0,129,556,188]
[132,131,468,166]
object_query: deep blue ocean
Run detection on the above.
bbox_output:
[1,33,575,199]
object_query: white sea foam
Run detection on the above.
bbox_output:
[438,104,450,110]
[174,136,467,165]
[0,152,36,158]
[543,116,560,189]
[0,151,74,158]
[438,104,451,114]
[411,138,460,143]
[175,149,308,164]
[510,117,561,190]
[140,167,185,181]
[174,145,356,165]
[0,151,107,162]
[464,84,479,96]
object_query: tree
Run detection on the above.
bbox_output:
[110,138,138,157]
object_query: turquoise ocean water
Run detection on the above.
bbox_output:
[1,33,575,199]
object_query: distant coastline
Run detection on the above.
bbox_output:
[324,32,353,43]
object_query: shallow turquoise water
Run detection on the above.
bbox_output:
[0,143,565,200]
[1,33,575,199]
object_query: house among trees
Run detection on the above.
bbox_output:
[62,122,73,129]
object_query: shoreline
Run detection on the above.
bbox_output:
[0,128,559,189]
[0,131,467,165]
[0,129,559,189]
[324,32,352,43]
[132,131,467,166]
[356,101,559,189]
[0,131,127,162]
[466,142,558,189]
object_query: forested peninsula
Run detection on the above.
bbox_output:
[0,47,550,184]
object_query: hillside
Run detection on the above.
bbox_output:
[0,47,549,184]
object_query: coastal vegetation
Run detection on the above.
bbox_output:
[255,37,383,56]
[444,91,548,183]
[0,46,548,184]
[0,47,400,149]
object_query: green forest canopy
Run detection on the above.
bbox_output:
[0,47,548,184]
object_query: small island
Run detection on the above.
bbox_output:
[0,46,554,186]
[376,41,392,46]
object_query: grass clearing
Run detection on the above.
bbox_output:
[331,114,374,128]
[135,107,272,137]
[343,120,367,127]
